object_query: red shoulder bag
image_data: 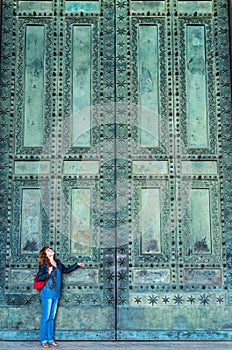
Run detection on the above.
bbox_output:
[33,264,49,293]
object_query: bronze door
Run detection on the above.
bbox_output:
[0,0,231,340]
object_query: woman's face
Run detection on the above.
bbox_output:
[46,247,54,258]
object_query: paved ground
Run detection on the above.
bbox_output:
[0,342,232,349]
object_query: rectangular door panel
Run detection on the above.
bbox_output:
[14,18,53,154]
[179,18,218,155]
[0,0,232,341]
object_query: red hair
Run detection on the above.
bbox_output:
[38,246,51,266]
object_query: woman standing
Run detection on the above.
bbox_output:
[36,246,85,348]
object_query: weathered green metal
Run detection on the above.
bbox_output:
[186,25,208,148]
[20,189,42,253]
[138,25,159,147]
[72,25,91,146]
[0,0,231,342]
[24,25,45,147]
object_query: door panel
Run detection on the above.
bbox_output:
[0,0,232,341]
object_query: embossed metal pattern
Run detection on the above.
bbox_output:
[0,0,231,341]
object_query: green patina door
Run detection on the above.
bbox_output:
[0,0,232,341]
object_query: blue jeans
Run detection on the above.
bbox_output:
[40,298,58,344]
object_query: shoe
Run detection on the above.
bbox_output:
[41,344,49,349]
[49,342,59,347]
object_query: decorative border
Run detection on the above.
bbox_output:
[216,0,232,291]
[0,0,15,306]
[129,291,226,307]
[0,330,115,340]
[117,330,232,340]
[1,330,232,340]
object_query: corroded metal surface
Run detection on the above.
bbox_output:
[0,0,231,341]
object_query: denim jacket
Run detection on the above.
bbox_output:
[36,259,80,291]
